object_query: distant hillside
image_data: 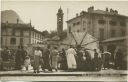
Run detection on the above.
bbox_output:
[1,10,24,23]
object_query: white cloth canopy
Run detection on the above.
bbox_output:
[62,32,99,50]
[62,32,101,58]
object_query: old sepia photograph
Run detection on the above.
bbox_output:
[0,0,128,81]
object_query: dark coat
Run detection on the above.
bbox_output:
[15,49,27,66]
[1,50,9,61]
[76,50,83,70]
[42,48,52,70]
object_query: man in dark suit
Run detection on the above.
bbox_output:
[42,45,52,72]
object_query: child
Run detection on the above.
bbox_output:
[24,55,31,70]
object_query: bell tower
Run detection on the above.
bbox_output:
[57,6,64,38]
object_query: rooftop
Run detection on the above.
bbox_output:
[1,23,43,34]
[102,36,128,43]
[67,6,128,23]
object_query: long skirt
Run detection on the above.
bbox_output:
[51,56,58,69]
[33,56,40,70]
[43,57,52,71]
[66,54,77,69]
[15,57,24,69]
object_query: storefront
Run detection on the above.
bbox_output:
[101,36,127,69]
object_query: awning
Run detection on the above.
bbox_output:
[61,32,99,50]
[102,36,127,43]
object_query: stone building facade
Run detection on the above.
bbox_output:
[66,6,128,60]
[1,22,44,49]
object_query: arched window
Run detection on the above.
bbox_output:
[111,30,116,37]
[83,28,86,31]
[20,38,23,45]
[121,29,125,36]
[120,22,126,27]
[20,30,23,37]
[12,29,15,36]
[99,28,104,40]
[109,21,117,26]
[98,20,106,25]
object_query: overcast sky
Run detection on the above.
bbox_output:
[2,1,128,32]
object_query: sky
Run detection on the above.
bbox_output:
[2,1,128,32]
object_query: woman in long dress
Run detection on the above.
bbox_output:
[60,48,68,70]
[51,47,59,71]
[33,47,42,73]
[66,46,77,70]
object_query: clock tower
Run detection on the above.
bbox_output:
[57,7,64,38]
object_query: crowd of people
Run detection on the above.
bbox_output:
[0,44,127,73]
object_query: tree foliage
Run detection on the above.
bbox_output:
[60,30,67,40]
[42,30,50,38]
[42,30,67,40]
[49,31,58,38]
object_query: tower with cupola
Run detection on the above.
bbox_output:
[57,7,64,38]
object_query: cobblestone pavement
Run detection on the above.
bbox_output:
[0,75,127,81]
[0,69,127,75]
[0,69,127,81]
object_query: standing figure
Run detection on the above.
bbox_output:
[115,49,123,70]
[103,51,111,69]
[51,46,59,71]
[84,49,92,71]
[1,47,12,70]
[42,45,52,72]
[76,45,83,71]
[24,55,31,70]
[7,50,13,70]
[66,45,77,70]
[15,46,27,70]
[40,47,45,71]
[92,49,102,71]
[60,48,68,70]
[33,47,42,73]
[1,47,9,62]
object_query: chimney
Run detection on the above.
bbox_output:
[6,21,8,24]
[88,6,94,13]
[106,8,108,12]
[114,10,118,14]
[110,8,115,14]
[92,6,94,10]
[17,18,19,24]
[76,13,78,17]
[30,19,32,27]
